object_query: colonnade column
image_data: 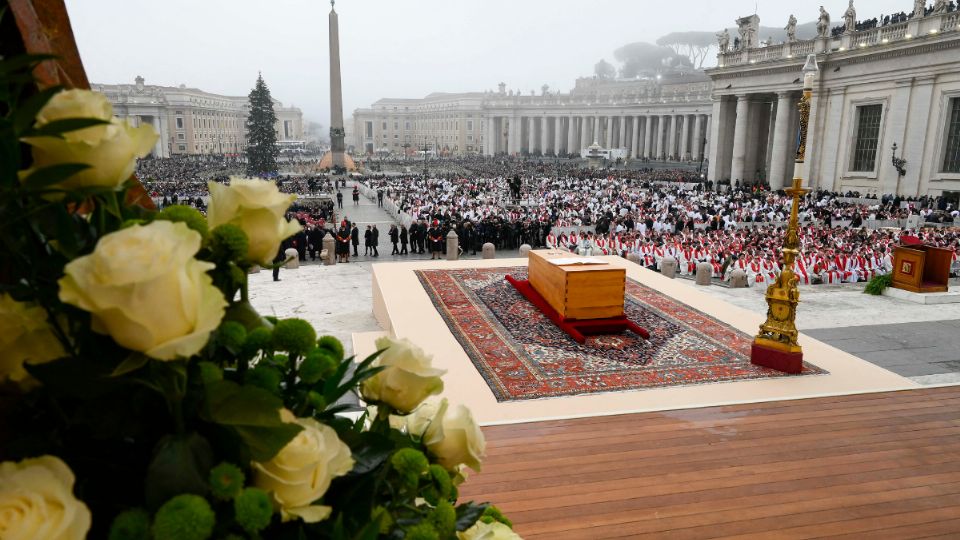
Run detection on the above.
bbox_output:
[508,115,520,155]
[605,117,614,148]
[730,95,751,183]
[692,114,703,161]
[768,92,795,188]
[618,116,627,149]
[579,115,590,151]
[654,116,665,160]
[644,116,654,159]
[631,116,640,158]
[537,117,546,154]
[567,116,578,155]
[680,114,691,161]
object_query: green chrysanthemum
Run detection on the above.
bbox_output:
[391,448,429,478]
[430,500,456,537]
[405,522,439,540]
[242,327,273,358]
[151,494,215,540]
[209,462,245,501]
[299,348,338,384]
[272,318,317,356]
[234,487,273,533]
[244,364,282,394]
[480,505,513,527]
[108,508,150,540]
[218,321,247,352]
[208,223,249,262]
[317,335,345,361]
[157,205,208,239]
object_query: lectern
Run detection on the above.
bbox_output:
[891,245,952,293]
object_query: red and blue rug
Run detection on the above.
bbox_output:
[415,267,827,402]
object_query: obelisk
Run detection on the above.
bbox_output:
[328,0,346,168]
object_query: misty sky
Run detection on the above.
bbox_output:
[65,0,911,127]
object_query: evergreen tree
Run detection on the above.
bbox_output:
[245,73,279,175]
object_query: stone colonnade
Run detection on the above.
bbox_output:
[484,113,711,161]
[707,91,803,188]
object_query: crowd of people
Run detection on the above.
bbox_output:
[360,158,959,286]
[133,155,959,287]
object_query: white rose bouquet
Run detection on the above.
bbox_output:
[0,57,519,539]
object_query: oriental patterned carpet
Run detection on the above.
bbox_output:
[415,267,827,402]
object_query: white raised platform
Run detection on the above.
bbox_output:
[363,257,917,426]
[882,285,960,304]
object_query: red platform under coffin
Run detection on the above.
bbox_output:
[505,275,649,344]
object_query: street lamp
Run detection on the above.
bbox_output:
[891,142,907,177]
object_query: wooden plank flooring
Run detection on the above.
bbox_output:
[459,386,960,539]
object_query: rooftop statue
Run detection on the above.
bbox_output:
[843,0,857,34]
[914,0,926,17]
[717,28,731,53]
[933,0,947,14]
[817,6,831,38]
[785,14,797,42]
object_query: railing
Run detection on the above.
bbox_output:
[852,28,879,46]
[879,22,907,42]
[943,13,960,32]
[716,13,955,67]
[792,40,815,56]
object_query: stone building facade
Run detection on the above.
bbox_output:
[351,75,713,162]
[353,4,960,197]
[94,76,304,158]
[706,6,960,196]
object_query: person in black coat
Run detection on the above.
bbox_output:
[389,225,399,255]
[371,224,380,257]
[363,226,372,256]
[427,220,444,260]
[308,226,325,261]
[335,223,350,263]
[351,224,360,257]
[273,238,293,281]
[336,191,343,209]
[399,225,409,255]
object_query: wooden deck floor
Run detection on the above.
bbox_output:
[459,386,960,539]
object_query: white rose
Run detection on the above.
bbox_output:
[20,89,157,191]
[361,336,446,413]
[458,521,523,540]
[394,399,441,438]
[0,455,91,540]
[422,399,486,473]
[206,177,301,265]
[58,221,226,360]
[0,294,65,385]
[252,417,354,523]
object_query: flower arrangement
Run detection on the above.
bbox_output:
[0,56,519,539]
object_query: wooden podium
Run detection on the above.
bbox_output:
[527,250,625,320]
[891,245,952,293]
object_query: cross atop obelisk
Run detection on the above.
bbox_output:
[328,0,346,168]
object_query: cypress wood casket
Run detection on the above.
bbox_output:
[527,250,625,320]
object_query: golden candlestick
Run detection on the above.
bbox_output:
[751,54,818,372]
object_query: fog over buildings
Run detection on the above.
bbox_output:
[66,0,912,127]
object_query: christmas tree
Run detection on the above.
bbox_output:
[245,73,279,175]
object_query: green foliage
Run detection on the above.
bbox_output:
[391,448,429,478]
[151,494,216,540]
[865,273,893,295]
[217,322,247,353]
[108,509,151,540]
[242,327,273,358]
[233,487,272,533]
[244,74,279,175]
[209,462,245,501]
[244,364,282,395]
[156,205,208,238]
[431,500,457,537]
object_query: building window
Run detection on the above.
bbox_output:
[382,121,387,130]
[176,117,184,129]
[178,144,186,151]
[467,121,474,131]
[177,133,185,140]
[851,104,882,172]
[943,98,960,173]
